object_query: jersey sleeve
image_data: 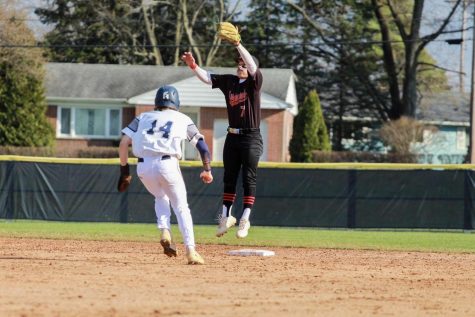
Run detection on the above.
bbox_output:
[186,123,204,147]
[121,117,140,138]
[210,73,224,90]
[211,74,236,91]
[251,69,263,91]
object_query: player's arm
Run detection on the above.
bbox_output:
[117,117,138,192]
[181,52,212,85]
[216,22,257,75]
[119,135,132,166]
[236,44,257,76]
[117,134,132,192]
[187,124,213,184]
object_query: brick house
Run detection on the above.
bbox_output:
[44,63,298,162]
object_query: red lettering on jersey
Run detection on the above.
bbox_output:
[229,91,247,107]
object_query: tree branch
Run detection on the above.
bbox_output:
[205,0,225,66]
[141,0,165,65]
[417,61,464,74]
[418,0,462,52]
[386,0,408,41]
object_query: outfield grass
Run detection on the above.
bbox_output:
[0,220,474,253]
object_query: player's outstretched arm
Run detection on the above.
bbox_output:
[236,44,257,76]
[181,52,211,85]
[216,21,257,75]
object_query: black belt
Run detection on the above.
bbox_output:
[227,127,260,135]
[138,155,171,163]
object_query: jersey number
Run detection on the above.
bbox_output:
[146,120,173,139]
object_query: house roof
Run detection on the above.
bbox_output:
[327,92,470,126]
[128,76,292,110]
[44,62,296,105]
[417,92,470,125]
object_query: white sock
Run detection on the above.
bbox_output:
[241,208,251,221]
[222,205,232,218]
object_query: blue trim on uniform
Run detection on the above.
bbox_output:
[127,118,140,132]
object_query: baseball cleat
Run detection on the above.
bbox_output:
[216,215,237,237]
[186,249,205,265]
[160,229,177,257]
[160,239,177,257]
[236,219,251,239]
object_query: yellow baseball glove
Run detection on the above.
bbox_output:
[218,22,241,45]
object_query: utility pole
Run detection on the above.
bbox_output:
[470,0,475,162]
[461,0,467,93]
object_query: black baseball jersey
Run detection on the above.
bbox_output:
[211,70,263,129]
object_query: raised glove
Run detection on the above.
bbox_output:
[117,164,132,192]
[217,22,241,45]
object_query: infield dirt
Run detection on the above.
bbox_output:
[1,237,474,316]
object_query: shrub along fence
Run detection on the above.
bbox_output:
[0,157,474,230]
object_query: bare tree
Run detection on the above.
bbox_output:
[141,0,165,65]
[180,0,241,66]
[373,0,462,118]
[288,0,463,119]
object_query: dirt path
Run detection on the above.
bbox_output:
[1,237,474,317]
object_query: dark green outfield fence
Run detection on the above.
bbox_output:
[0,157,474,230]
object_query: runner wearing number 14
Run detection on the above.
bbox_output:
[119,85,213,265]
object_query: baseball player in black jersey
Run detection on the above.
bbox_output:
[181,42,263,239]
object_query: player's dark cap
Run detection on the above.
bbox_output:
[155,85,180,110]
[236,55,259,68]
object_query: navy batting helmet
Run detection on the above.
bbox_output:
[155,85,180,110]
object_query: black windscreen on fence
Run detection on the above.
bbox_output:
[0,160,474,229]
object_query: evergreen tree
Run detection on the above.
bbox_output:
[245,0,296,69]
[289,90,330,162]
[0,5,54,146]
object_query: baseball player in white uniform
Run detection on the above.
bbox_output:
[118,85,213,265]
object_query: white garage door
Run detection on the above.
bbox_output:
[213,119,268,162]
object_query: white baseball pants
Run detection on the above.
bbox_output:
[137,156,195,248]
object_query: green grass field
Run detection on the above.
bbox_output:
[1,220,474,253]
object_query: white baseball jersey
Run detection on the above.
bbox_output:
[122,109,203,159]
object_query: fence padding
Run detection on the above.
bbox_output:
[0,160,473,229]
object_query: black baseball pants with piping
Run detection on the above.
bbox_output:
[222,131,263,210]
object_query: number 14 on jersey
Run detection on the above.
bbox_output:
[146,120,173,139]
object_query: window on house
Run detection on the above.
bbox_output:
[109,109,120,136]
[58,107,122,138]
[60,108,71,134]
[76,109,106,136]
[423,129,433,143]
[456,127,466,150]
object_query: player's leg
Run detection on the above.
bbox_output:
[155,194,170,230]
[237,133,263,238]
[217,135,241,237]
[159,158,204,265]
[137,159,176,257]
[155,195,177,257]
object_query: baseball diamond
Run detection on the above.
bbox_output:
[1,236,475,316]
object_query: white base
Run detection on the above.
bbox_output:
[227,249,275,257]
